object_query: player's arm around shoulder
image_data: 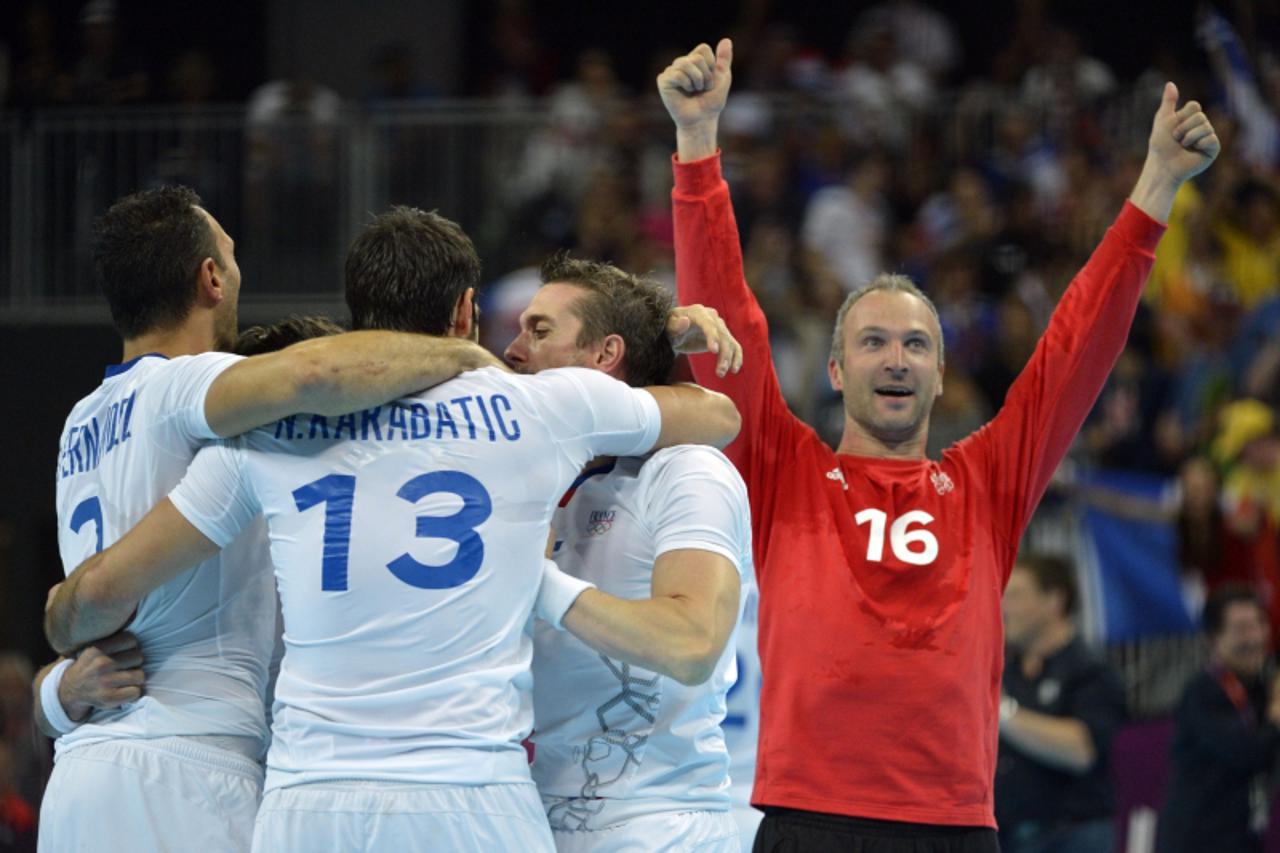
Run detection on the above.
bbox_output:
[642,384,741,451]
[45,499,222,655]
[555,445,748,685]
[203,332,502,438]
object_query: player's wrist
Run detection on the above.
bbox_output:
[675,121,719,163]
[44,659,85,733]
[535,559,596,630]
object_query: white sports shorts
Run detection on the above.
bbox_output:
[251,780,555,853]
[38,737,263,853]
[550,809,739,853]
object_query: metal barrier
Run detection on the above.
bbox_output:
[0,91,1153,323]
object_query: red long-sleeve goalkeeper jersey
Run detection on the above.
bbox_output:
[673,153,1164,827]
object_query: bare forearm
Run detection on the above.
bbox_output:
[646,384,741,450]
[1001,708,1097,773]
[676,121,718,163]
[208,333,504,437]
[46,560,134,655]
[1128,159,1183,224]
[562,590,717,685]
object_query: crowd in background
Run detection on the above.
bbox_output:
[1,1,1279,850]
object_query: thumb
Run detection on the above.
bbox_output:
[1159,81,1179,117]
[716,38,733,73]
[667,314,692,336]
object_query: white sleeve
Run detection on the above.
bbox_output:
[168,440,259,547]
[151,352,243,442]
[524,367,662,459]
[642,447,752,581]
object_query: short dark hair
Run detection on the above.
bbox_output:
[344,206,481,335]
[234,314,345,356]
[91,186,223,338]
[1203,584,1265,637]
[1015,553,1078,616]
[540,253,675,387]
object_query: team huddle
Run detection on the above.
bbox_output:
[33,39,1219,853]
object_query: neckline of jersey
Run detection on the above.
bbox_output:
[558,459,618,507]
[104,351,168,379]
[835,451,934,467]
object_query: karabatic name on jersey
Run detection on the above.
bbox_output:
[168,366,664,793]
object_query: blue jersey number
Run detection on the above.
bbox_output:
[293,470,492,592]
[70,496,104,554]
[292,474,356,591]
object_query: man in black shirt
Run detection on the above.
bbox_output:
[997,553,1128,853]
[1158,584,1280,853]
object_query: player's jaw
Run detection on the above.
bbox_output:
[848,387,930,445]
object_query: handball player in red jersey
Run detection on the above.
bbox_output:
[658,38,1220,853]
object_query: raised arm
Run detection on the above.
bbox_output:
[46,500,221,654]
[661,39,806,474]
[204,332,503,437]
[969,83,1219,563]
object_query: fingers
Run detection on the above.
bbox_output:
[716,38,733,72]
[660,46,717,95]
[1172,100,1204,130]
[99,668,145,707]
[94,631,140,655]
[694,309,744,377]
[1180,122,1217,151]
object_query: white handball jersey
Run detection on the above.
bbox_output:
[530,445,753,829]
[167,366,663,792]
[724,582,760,814]
[54,353,276,756]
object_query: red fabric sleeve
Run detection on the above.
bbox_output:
[671,153,787,424]
[672,152,811,544]
[959,201,1165,575]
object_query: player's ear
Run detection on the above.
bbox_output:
[596,333,626,377]
[195,257,222,308]
[827,357,843,393]
[450,288,477,339]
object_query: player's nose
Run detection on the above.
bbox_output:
[503,335,527,367]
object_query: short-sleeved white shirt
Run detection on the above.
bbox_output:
[54,353,276,756]
[530,445,753,828]
[168,366,662,791]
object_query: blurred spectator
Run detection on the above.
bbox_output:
[997,554,1127,853]
[832,21,932,148]
[852,0,960,81]
[245,76,343,292]
[477,0,551,99]
[9,3,69,108]
[800,148,890,292]
[985,106,1067,219]
[1198,6,1280,171]
[167,49,217,105]
[1209,178,1280,310]
[512,47,623,206]
[1157,585,1280,853]
[0,652,41,853]
[1020,26,1116,123]
[69,0,148,105]
[365,41,438,104]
